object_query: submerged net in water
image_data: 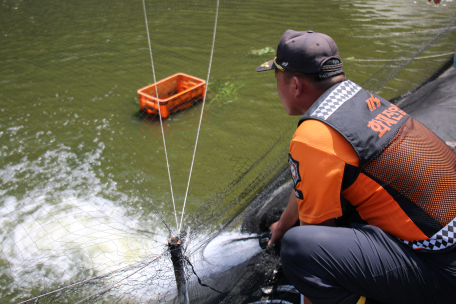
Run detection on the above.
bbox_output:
[1,0,455,303]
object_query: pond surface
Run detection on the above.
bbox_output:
[0,0,455,302]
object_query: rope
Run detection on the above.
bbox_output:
[183,255,225,294]
[178,0,220,236]
[351,25,456,38]
[141,0,179,235]
[345,51,455,62]
[371,15,456,93]
[73,260,152,304]
[16,253,166,304]
[73,254,161,304]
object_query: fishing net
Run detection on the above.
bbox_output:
[0,0,455,303]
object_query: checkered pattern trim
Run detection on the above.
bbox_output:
[310,80,361,120]
[400,217,456,250]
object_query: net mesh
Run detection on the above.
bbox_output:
[363,118,456,227]
[1,0,455,303]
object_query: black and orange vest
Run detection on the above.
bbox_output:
[299,80,456,251]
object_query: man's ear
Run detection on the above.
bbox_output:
[292,76,303,98]
[297,75,317,98]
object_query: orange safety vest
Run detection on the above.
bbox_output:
[293,80,456,251]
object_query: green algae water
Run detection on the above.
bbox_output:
[0,0,455,302]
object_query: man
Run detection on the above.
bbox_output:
[256,29,456,304]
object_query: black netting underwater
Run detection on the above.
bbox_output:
[1,0,455,303]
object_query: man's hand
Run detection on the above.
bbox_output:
[268,189,299,246]
[268,221,281,246]
[267,188,338,246]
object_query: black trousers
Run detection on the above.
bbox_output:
[281,224,456,304]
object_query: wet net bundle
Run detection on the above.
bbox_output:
[0,0,455,303]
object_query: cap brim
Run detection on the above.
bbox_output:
[255,59,276,72]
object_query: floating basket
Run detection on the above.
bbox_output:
[138,73,206,118]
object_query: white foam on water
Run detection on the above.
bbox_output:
[0,141,172,301]
[0,195,169,290]
[0,135,262,302]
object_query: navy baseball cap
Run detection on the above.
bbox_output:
[256,30,343,73]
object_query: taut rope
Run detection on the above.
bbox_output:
[178,0,220,237]
[141,0,179,235]
[141,0,221,237]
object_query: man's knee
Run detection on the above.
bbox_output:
[281,225,356,271]
[281,225,323,266]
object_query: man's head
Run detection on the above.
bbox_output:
[256,30,345,115]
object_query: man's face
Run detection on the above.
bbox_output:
[275,70,299,115]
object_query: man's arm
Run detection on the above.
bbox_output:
[268,189,336,246]
[268,189,299,246]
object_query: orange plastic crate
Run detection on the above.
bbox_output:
[137,73,206,118]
